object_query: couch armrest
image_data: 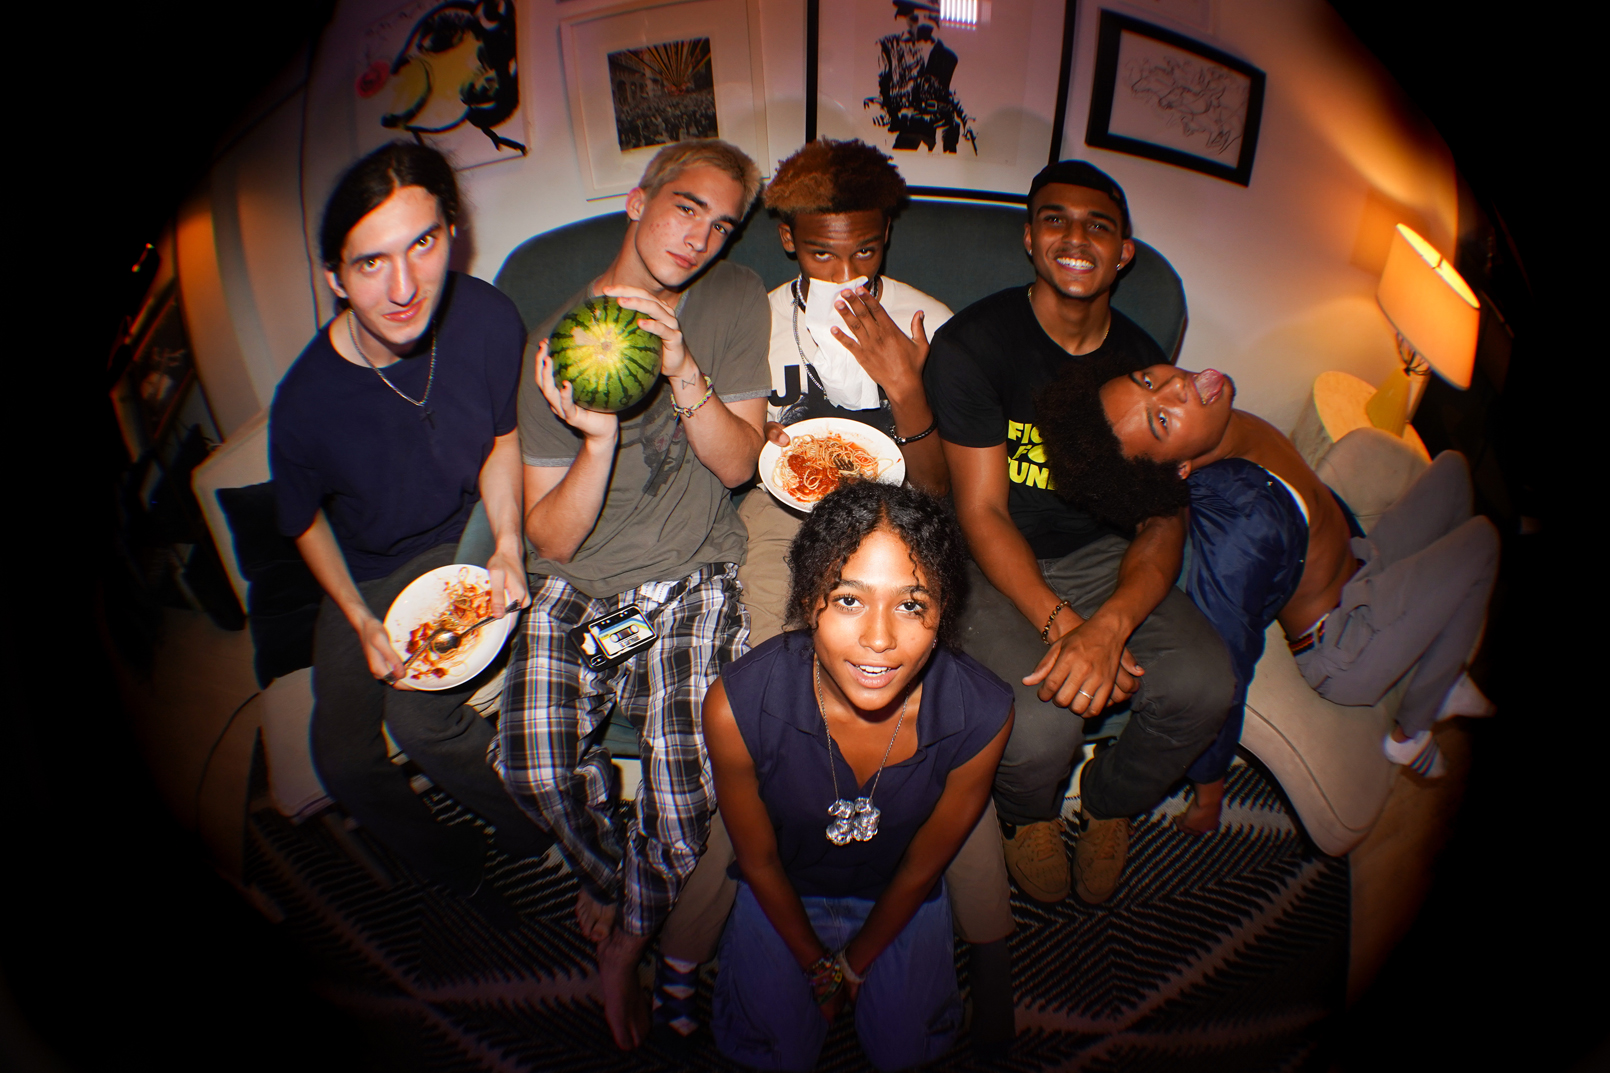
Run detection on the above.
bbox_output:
[1314,427,1430,535]
[1242,622,1410,855]
[193,409,271,608]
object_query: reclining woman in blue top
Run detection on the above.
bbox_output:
[702,480,1014,1071]
[1035,358,1498,835]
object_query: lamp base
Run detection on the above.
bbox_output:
[1366,337,1430,437]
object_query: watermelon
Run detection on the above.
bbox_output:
[547,296,662,412]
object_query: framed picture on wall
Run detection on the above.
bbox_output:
[808,0,1078,203]
[110,288,196,462]
[353,0,528,170]
[560,0,770,198]
[1084,11,1264,186]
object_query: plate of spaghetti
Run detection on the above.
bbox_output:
[383,565,517,690]
[759,417,905,511]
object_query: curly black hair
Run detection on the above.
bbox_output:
[1035,358,1191,534]
[783,480,968,648]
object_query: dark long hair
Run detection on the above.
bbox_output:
[784,481,969,648]
[319,141,461,270]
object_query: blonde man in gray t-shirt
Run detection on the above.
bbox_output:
[494,140,769,1052]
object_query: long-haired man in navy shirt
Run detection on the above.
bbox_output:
[270,142,549,923]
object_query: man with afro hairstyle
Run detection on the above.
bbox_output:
[649,140,1019,1059]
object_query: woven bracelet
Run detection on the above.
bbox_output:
[671,374,714,419]
[806,954,843,1004]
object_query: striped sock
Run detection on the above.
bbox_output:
[653,956,700,1037]
[1383,728,1446,778]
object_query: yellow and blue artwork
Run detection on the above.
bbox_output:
[355,0,525,168]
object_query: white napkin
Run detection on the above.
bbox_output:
[801,276,882,411]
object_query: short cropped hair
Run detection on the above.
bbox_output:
[320,141,460,271]
[1026,159,1132,239]
[784,481,969,648]
[638,138,763,219]
[1035,358,1190,534]
[763,139,908,224]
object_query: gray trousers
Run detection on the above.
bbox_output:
[958,536,1235,824]
[310,543,551,894]
[1295,451,1497,735]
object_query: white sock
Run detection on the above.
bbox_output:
[1383,728,1447,778]
[1435,672,1496,721]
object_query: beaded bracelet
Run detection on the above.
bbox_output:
[806,954,843,1004]
[1041,599,1068,645]
[671,374,715,419]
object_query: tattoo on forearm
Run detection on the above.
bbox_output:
[678,376,700,389]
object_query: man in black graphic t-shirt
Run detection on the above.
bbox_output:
[924,161,1233,905]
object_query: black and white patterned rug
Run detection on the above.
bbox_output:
[243,748,1345,1072]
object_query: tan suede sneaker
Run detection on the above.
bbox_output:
[1072,814,1129,904]
[1001,819,1070,902]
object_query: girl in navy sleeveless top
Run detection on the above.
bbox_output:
[703,481,1014,1071]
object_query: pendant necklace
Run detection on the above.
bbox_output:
[348,309,437,428]
[814,658,908,845]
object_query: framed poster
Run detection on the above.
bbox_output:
[809,0,1078,202]
[354,0,528,169]
[110,289,195,462]
[1084,11,1263,186]
[561,0,769,198]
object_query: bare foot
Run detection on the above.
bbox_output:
[1174,779,1224,836]
[596,928,651,1050]
[576,888,616,942]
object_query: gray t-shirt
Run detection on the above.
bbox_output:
[519,260,772,596]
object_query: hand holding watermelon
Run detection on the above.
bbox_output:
[547,294,666,413]
[536,341,621,439]
[601,286,692,382]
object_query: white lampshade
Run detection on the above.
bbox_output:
[1376,224,1479,389]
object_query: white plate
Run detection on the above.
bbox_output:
[758,417,906,512]
[383,565,517,691]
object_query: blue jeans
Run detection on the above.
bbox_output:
[713,882,963,1071]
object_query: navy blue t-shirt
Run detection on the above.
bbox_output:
[722,632,1012,901]
[269,273,524,582]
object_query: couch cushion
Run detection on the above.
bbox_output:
[216,481,323,688]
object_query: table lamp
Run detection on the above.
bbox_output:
[1366,223,1479,437]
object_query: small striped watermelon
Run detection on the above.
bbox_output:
[547,296,662,412]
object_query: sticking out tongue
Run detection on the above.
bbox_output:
[1194,369,1228,405]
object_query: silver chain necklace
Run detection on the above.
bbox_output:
[348,308,437,427]
[814,658,908,845]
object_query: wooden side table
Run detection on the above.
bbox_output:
[1290,370,1430,470]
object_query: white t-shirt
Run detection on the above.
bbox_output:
[764,276,954,425]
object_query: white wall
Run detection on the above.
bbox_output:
[178,0,1458,438]
[1065,0,1457,431]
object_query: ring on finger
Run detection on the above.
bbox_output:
[1077,689,1094,699]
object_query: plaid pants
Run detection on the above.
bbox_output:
[494,563,748,937]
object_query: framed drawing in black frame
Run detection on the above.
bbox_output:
[1085,11,1264,186]
[806,0,1079,204]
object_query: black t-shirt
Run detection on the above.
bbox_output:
[923,285,1165,558]
[270,273,524,582]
